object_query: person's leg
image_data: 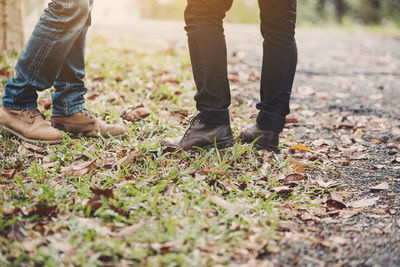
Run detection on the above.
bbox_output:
[0,0,91,144]
[2,0,92,110]
[51,14,90,117]
[184,0,233,125]
[162,0,235,150]
[49,4,125,138]
[256,0,298,132]
[240,0,297,152]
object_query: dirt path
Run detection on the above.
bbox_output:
[89,19,400,266]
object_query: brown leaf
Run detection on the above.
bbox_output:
[22,143,46,154]
[217,180,239,192]
[118,149,139,167]
[286,118,299,124]
[117,221,146,238]
[3,206,22,216]
[210,195,241,215]
[290,161,305,173]
[200,168,224,176]
[87,198,103,212]
[349,197,380,208]
[370,181,389,191]
[0,68,12,77]
[90,187,114,199]
[26,205,57,216]
[2,169,17,179]
[283,173,304,185]
[326,193,346,210]
[62,160,97,177]
[326,201,346,211]
[123,107,150,121]
[270,186,293,194]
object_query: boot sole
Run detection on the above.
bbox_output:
[241,139,281,154]
[0,125,63,145]
[194,139,235,151]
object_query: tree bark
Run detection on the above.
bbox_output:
[0,0,24,56]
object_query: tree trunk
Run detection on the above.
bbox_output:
[0,0,24,56]
[334,0,345,23]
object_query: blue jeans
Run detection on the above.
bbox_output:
[2,0,93,117]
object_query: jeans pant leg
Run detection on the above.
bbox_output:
[51,12,91,117]
[184,0,233,125]
[256,0,298,133]
[2,0,91,111]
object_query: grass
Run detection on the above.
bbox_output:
[0,35,336,266]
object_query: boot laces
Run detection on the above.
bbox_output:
[80,109,94,119]
[19,109,44,119]
[182,115,200,139]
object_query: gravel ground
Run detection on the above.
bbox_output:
[90,19,400,266]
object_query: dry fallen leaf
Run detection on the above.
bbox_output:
[349,197,380,208]
[90,187,114,199]
[117,221,146,238]
[290,161,305,173]
[270,186,293,194]
[326,192,346,210]
[283,173,304,185]
[289,144,312,151]
[311,139,334,147]
[118,149,140,167]
[2,169,16,179]
[210,195,241,215]
[369,181,389,191]
[123,107,150,121]
[200,168,224,176]
[62,160,97,177]
[26,205,57,217]
[75,218,111,236]
[315,177,337,188]
[217,180,239,192]
[21,143,46,154]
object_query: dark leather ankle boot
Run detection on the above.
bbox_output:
[162,117,234,151]
[240,124,280,153]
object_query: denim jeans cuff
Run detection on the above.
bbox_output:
[1,102,38,111]
[257,110,286,133]
[51,104,86,117]
[197,109,230,125]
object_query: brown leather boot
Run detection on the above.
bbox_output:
[0,106,64,144]
[51,109,126,138]
[161,117,234,151]
[240,124,280,153]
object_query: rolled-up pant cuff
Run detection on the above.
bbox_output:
[51,104,86,117]
[257,110,286,133]
[197,109,230,125]
[2,102,38,111]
